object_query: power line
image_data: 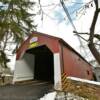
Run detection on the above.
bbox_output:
[60,0,77,31]
[60,0,88,57]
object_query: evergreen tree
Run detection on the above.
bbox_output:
[0,0,36,68]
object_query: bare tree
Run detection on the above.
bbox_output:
[88,0,100,65]
[73,0,100,65]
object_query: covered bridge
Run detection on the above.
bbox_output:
[13,31,93,90]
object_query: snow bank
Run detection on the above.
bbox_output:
[40,92,57,100]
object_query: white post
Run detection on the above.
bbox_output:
[54,53,62,90]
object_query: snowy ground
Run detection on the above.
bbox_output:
[40,92,57,100]
[39,91,88,100]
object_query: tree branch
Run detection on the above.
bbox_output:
[73,31,89,35]
[73,31,89,42]
[89,9,100,43]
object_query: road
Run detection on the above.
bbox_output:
[0,81,53,100]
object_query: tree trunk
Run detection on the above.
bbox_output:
[88,1,100,65]
[88,42,100,65]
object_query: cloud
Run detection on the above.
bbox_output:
[54,0,83,24]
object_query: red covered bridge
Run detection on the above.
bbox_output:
[13,31,93,90]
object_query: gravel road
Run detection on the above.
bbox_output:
[0,81,53,100]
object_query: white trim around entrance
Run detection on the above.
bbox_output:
[54,53,62,90]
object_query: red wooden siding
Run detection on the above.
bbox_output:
[60,44,93,80]
[16,32,60,59]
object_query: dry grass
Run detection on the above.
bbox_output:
[62,79,100,100]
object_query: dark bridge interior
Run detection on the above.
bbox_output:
[26,45,54,83]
